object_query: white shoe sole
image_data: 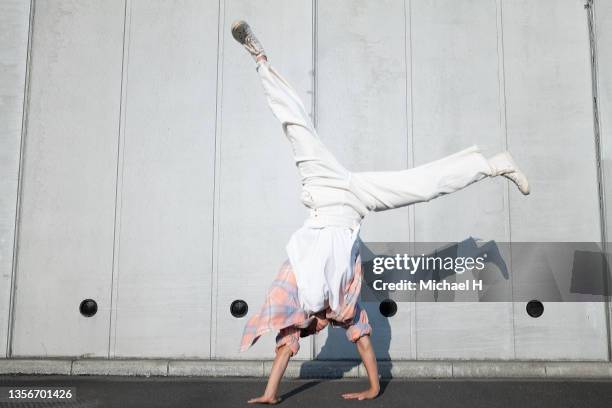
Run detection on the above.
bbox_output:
[501,153,530,195]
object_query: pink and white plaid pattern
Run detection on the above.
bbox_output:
[239,255,371,357]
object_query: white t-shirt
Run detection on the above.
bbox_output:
[285,207,363,315]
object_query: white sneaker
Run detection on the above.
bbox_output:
[488,152,530,195]
[231,20,266,61]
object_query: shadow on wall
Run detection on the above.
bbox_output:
[296,302,393,393]
[293,238,511,382]
[297,241,394,385]
[280,238,611,400]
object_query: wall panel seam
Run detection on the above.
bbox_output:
[210,0,226,360]
[109,0,133,359]
[495,0,516,360]
[404,0,417,360]
[587,0,611,361]
[7,0,35,359]
[406,0,419,360]
[310,0,316,360]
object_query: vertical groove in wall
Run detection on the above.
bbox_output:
[312,0,318,131]
[312,0,317,360]
[7,0,35,359]
[406,0,418,360]
[109,0,132,359]
[585,0,611,361]
[403,0,417,360]
[495,0,516,359]
[210,0,225,359]
[406,0,415,248]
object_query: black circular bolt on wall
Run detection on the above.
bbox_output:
[79,299,98,317]
[526,300,544,318]
[230,299,248,318]
[379,299,397,317]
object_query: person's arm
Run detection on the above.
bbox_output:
[342,335,380,400]
[248,344,292,404]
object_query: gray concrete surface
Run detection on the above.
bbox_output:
[1,375,612,408]
[3,359,612,379]
[2,0,612,364]
[0,0,30,359]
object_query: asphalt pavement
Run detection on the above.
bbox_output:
[1,375,611,407]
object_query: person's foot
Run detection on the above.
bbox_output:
[247,394,281,404]
[231,20,267,62]
[487,151,530,195]
[341,386,380,400]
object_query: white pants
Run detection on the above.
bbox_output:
[256,60,498,313]
[256,60,494,220]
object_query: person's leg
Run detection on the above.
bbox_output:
[232,20,350,185]
[350,145,529,212]
[248,328,300,404]
[255,59,350,184]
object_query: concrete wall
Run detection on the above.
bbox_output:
[0,0,31,358]
[2,0,611,360]
[594,0,612,351]
[11,1,125,357]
